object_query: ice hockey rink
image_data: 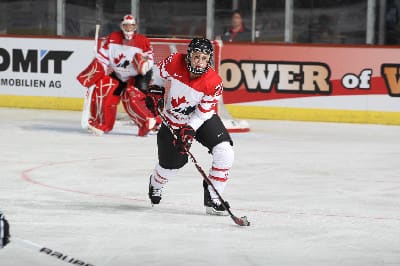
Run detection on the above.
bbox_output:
[0,107,399,266]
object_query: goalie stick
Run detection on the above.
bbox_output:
[11,237,96,266]
[81,24,100,129]
[157,107,250,226]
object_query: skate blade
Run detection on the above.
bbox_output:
[205,206,229,216]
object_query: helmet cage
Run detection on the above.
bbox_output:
[186,38,214,75]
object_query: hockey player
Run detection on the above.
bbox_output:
[0,211,10,248]
[77,14,160,136]
[145,38,234,216]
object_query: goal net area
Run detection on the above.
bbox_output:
[118,38,250,133]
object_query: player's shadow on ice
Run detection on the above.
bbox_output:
[67,200,206,217]
[67,202,151,213]
[33,200,205,217]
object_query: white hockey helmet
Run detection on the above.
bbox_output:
[120,14,137,40]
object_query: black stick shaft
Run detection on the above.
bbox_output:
[156,108,249,226]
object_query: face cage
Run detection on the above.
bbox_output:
[124,32,135,40]
[186,50,213,75]
[120,24,136,40]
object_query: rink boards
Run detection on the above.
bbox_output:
[1,35,400,125]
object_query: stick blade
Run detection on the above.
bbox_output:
[232,215,250,226]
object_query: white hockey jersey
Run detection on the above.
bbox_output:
[96,31,154,82]
[152,53,223,130]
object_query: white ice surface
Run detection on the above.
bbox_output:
[0,108,400,266]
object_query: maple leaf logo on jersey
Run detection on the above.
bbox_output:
[170,96,195,115]
[114,53,125,65]
[171,96,187,108]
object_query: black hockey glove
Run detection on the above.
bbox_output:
[175,125,196,154]
[0,211,10,248]
[145,85,165,116]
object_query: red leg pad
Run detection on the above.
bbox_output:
[89,76,120,133]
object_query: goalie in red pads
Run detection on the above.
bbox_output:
[77,14,160,136]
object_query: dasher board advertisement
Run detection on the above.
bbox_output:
[0,35,92,109]
[220,43,400,124]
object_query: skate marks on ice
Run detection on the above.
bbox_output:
[1,109,400,266]
[17,139,400,225]
[18,156,214,218]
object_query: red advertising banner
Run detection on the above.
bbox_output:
[219,43,400,125]
[221,43,400,104]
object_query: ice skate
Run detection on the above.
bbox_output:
[148,176,163,205]
[203,180,229,216]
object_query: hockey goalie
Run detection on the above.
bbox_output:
[77,14,160,136]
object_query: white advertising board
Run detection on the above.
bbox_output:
[0,36,93,98]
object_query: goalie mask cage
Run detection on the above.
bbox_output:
[118,38,250,133]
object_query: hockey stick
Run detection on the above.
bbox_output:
[81,86,95,129]
[11,237,96,266]
[157,108,250,226]
[81,24,100,129]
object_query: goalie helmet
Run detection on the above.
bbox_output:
[186,38,213,75]
[120,14,137,40]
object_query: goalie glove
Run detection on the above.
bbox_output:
[174,125,196,154]
[0,211,10,248]
[145,85,165,115]
[133,53,151,75]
